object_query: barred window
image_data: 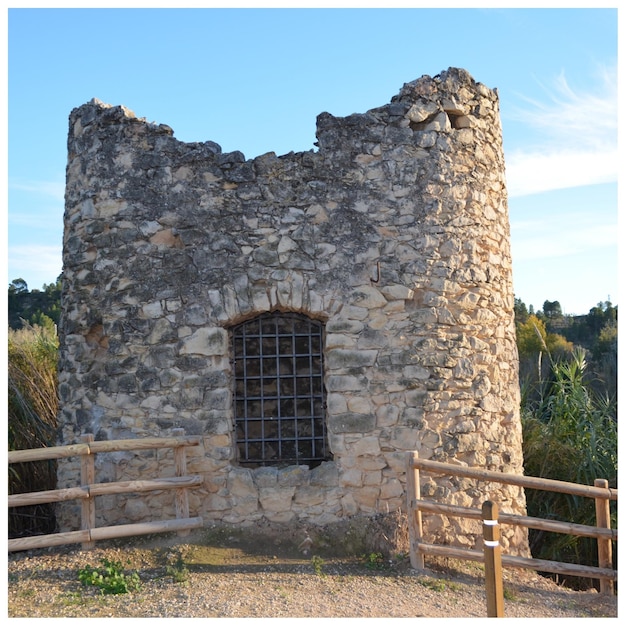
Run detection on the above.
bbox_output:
[232,311,329,468]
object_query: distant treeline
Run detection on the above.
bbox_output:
[8,277,62,330]
[514,297,617,401]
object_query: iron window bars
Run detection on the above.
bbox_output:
[232,311,329,468]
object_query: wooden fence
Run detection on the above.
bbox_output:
[406,451,617,607]
[8,429,204,552]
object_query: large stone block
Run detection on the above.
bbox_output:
[180,327,228,356]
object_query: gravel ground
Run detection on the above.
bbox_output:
[7,526,617,619]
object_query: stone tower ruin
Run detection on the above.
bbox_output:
[58,67,528,553]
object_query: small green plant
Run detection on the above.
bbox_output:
[311,555,325,577]
[166,551,190,584]
[78,558,141,595]
[503,586,518,601]
[419,577,446,592]
[58,591,85,607]
[362,552,387,570]
[419,576,459,592]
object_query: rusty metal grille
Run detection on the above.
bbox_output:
[232,312,329,468]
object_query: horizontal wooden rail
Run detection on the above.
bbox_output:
[8,443,91,463]
[417,542,617,581]
[410,457,617,501]
[89,436,201,454]
[9,486,90,506]
[8,436,201,464]
[9,475,204,508]
[413,499,617,541]
[8,517,204,552]
[89,475,203,497]
[406,451,617,602]
[8,431,204,552]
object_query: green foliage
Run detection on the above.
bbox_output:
[516,314,573,360]
[8,275,62,329]
[523,348,616,481]
[418,576,459,592]
[514,297,616,406]
[593,320,617,361]
[516,314,574,400]
[8,322,59,452]
[521,347,617,578]
[78,558,141,595]
[513,297,529,324]
[503,586,518,601]
[362,552,387,570]
[516,314,549,359]
[166,551,190,583]
[585,300,617,336]
[516,295,618,583]
[542,299,563,319]
[8,322,59,537]
[9,278,29,294]
[311,555,325,576]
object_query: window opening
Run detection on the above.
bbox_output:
[232,311,329,468]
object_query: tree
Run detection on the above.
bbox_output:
[516,314,572,358]
[8,279,29,314]
[542,300,562,319]
[516,314,548,359]
[7,274,63,330]
[594,320,617,360]
[9,278,28,294]
[514,297,529,324]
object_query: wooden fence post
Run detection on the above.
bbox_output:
[482,500,504,618]
[406,451,424,569]
[594,478,614,595]
[80,434,95,550]
[172,428,190,537]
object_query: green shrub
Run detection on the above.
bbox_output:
[78,558,141,595]
[311,555,325,576]
[521,347,617,583]
[166,551,190,583]
[362,552,387,570]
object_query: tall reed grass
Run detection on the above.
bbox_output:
[521,346,617,588]
[8,322,59,537]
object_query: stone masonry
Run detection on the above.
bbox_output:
[58,67,529,554]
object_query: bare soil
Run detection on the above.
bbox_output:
[7,522,618,618]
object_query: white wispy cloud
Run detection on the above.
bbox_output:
[510,215,617,262]
[505,65,617,198]
[10,179,66,201]
[8,210,64,231]
[8,244,63,287]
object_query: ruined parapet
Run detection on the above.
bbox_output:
[58,67,528,555]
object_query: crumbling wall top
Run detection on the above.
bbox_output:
[68,67,498,161]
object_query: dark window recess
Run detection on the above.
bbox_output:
[232,311,330,468]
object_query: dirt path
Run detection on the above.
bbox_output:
[7,526,617,618]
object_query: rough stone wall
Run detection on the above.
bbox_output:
[58,67,528,554]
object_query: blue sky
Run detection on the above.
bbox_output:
[5,4,619,316]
